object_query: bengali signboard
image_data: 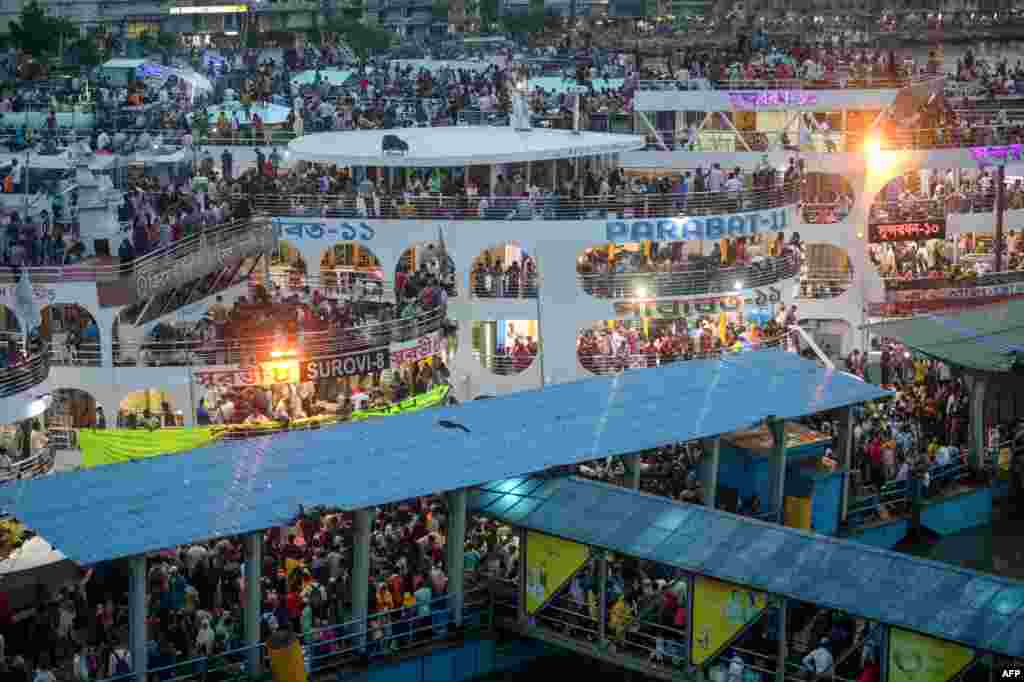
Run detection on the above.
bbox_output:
[193,359,301,390]
[390,329,446,366]
[134,221,277,301]
[888,628,974,682]
[727,91,817,109]
[615,287,784,318]
[869,221,945,243]
[871,281,1024,316]
[691,576,768,666]
[969,144,1024,167]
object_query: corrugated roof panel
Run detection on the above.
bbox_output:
[1,353,888,567]
[471,476,1024,658]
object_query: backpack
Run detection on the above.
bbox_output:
[112,651,130,677]
[308,584,324,611]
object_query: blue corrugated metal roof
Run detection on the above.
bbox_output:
[0,352,888,565]
[471,476,1024,658]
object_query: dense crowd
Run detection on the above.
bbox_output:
[576,316,787,374]
[0,497,517,682]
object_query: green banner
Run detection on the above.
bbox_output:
[78,385,451,469]
[79,427,221,469]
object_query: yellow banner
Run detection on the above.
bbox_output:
[525,531,589,615]
[889,628,974,682]
[692,576,767,665]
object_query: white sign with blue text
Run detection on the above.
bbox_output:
[605,207,790,244]
[272,217,376,242]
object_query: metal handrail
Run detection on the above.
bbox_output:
[0,218,265,285]
[636,75,920,91]
[870,195,1024,220]
[578,336,788,376]
[96,584,492,682]
[881,269,1024,290]
[0,348,50,399]
[0,446,56,482]
[108,305,446,367]
[472,350,538,376]
[251,182,801,222]
[469,274,539,300]
[578,253,799,300]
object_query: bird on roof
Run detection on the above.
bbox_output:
[438,420,470,433]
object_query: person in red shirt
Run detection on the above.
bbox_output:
[857,658,880,682]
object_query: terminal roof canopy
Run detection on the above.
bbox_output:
[286,127,646,167]
[472,476,1024,658]
[0,352,888,565]
[866,300,1024,373]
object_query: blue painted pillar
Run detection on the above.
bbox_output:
[775,596,788,682]
[836,407,854,523]
[970,376,989,472]
[702,438,721,509]
[623,455,641,490]
[351,509,372,648]
[244,532,263,676]
[129,555,147,682]
[596,550,608,643]
[878,624,890,682]
[517,527,528,626]
[768,417,787,523]
[446,488,467,626]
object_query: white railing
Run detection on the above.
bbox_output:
[106,306,447,368]
[578,253,799,300]
[251,183,800,222]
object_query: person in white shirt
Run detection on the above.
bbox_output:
[727,652,745,682]
[803,639,834,675]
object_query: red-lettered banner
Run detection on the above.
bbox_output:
[390,330,447,367]
[869,221,945,243]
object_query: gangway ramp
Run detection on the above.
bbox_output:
[471,475,1024,658]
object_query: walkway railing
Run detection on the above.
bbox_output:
[796,268,853,300]
[578,253,798,300]
[0,348,50,399]
[106,305,446,367]
[578,336,787,376]
[882,269,1024,293]
[636,75,921,91]
[845,458,971,529]
[469,274,539,300]
[0,446,56,482]
[252,183,800,222]
[472,351,538,376]
[0,218,265,286]
[97,585,493,682]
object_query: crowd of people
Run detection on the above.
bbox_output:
[576,314,787,374]
[0,497,519,682]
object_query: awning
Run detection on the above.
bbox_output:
[864,299,1024,373]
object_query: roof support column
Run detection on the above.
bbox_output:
[767,417,787,524]
[516,527,528,626]
[775,596,788,682]
[596,550,608,643]
[446,488,467,627]
[129,555,147,682]
[835,407,854,523]
[969,376,989,472]
[701,438,720,509]
[244,531,263,676]
[623,454,641,490]
[351,508,373,649]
